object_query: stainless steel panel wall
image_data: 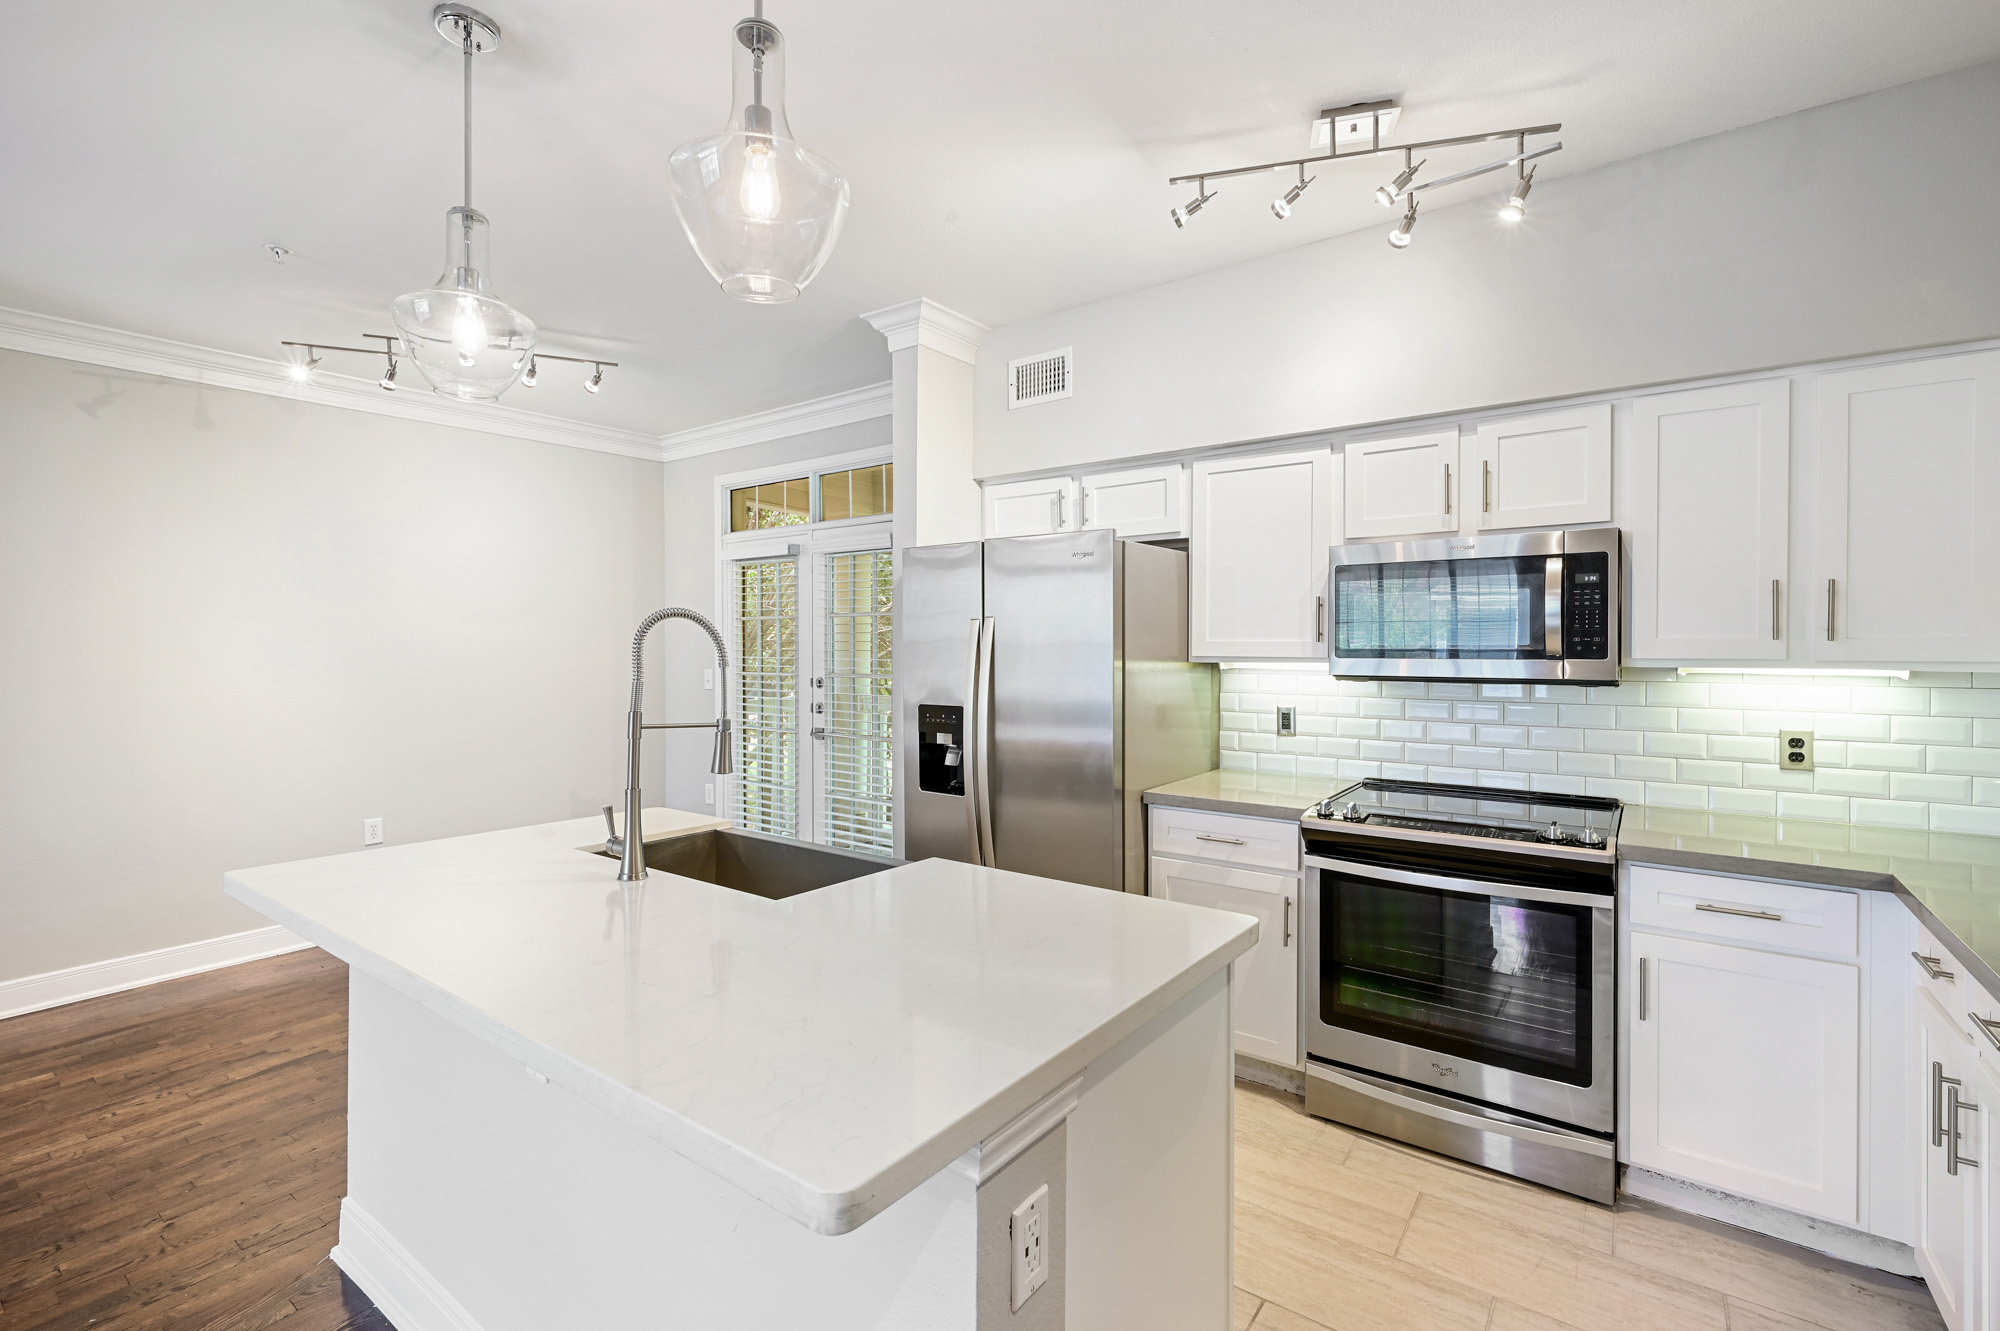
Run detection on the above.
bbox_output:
[982,529,1122,891]
[1119,542,1220,893]
[899,541,984,865]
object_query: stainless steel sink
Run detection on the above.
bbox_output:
[597,827,900,900]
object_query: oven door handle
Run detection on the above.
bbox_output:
[1303,854,1612,911]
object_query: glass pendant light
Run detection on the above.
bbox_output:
[391,6,536,401]
[667,1,850,303]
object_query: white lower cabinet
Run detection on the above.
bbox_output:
[1150,855,1297,1066]
[1626,929,1861,1223]
[1919,988,1978,1330]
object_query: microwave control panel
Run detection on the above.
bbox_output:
[1562,554,1611,659]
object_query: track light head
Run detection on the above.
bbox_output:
[1376,157,1425,207]
[379,357,398,391]
[288,352,319,382]
[521,357,538,387]
[585,365,603,394]
[1500,164,1536,222]
[1388,198,1419,249]
[1271,171,1314,220]
[1171,183,1216,229]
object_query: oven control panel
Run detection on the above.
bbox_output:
[1561,553,1611,660]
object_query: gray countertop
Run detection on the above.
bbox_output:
[1142,771,2000,998]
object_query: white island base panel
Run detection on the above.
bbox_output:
[332,967,1234,1331]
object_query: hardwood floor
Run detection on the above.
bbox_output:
[0,950,1950,1331]
[1231,1082,1945,1331]
[0,949,380,1330]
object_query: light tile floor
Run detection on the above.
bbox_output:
[1231,1083,1946,1331]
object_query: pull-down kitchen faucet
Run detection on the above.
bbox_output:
[606,608,732,882]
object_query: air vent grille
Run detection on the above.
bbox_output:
[1008,348,1072,409]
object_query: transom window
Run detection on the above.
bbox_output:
[728,463,893,533]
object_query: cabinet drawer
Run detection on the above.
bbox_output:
[1149,806,1299,872]
[1626,866,1857,957]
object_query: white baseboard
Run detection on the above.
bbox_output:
[332,1198,488,1331]
[1622,1166,1921,1278]
[0,925,310,1020]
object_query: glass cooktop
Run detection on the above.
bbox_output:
[1306,779,1622,851]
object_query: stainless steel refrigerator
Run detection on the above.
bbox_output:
[900,528,1219,893]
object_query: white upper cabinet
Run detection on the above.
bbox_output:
[1815,350,2000,664]
[1190,448,1337,661]
[1342,430,1459,540]
[1628,380,1790,662]
[983,474,1079,538]
[1080,462,1187,539]
[1469,403,1612,531]
[1625,929,1861,1224]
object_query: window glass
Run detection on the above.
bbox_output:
[816,464,892,522]
[729,477,811,532]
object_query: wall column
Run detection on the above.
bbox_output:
[861,299,990,551]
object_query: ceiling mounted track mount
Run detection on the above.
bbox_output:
[1168,100,1563,247]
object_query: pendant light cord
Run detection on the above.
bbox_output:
[462,33,473,210]
[751,0,765,109]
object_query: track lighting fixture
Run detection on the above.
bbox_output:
[1271,166,1314,220]
[1166,108,1562,251]
[1500,163,1535,222]
[278,337,616,395]
[1172,181,1217,229]
[1388,197,1419,249]
[1375,153,1425,207]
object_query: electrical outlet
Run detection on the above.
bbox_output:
[703,668,714,690]
[1779,730,1815,771]
[1010,1183,1050,1311]
[703,782,716,807]
[362,817,384,847]
[1276,705,1298,737]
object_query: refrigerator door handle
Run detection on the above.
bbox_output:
[974,616,997,866]
[963,618,984,864]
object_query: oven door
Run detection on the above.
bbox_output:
[1302,854,1614,1132]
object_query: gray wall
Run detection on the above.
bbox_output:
[656,415,894,814]
[974,58,2000,478]
[0,348,666,984]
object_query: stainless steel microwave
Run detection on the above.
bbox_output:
[1326,526,1621,683]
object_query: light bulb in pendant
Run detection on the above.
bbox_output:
[452,294,489,366]
[740,140,779,220]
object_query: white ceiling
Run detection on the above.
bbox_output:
[4,1,1999,437]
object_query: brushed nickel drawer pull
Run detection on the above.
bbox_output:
[1638,956,1649,1022]
[1974,1013,2000,1054]
[1949,1084,1980,1174]
[1696,902,1783,922]
[1283,897,1293,947]
[1935,1059,1955,1147]
[1915,952,1958,983]
[1194,834,1247,845]
[1771,579,1781,641]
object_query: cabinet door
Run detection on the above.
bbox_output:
[1080,463,1187,538]
[1918,990,1977,1330]
[1628,381,1790,661]
[1150,856,1298,1066]
[1971,1040,2000,1331]
[1815,350,2000,663]
[1626,931,1860,1223]
[1343,430,1458,539]
[983,475,1078,538]
[1190,449,1337,661]
[1467,403,1612,531]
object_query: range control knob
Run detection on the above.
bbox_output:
[1342,802,1364,822]
[1539,819,1569,843]
[1575,826,1607,849]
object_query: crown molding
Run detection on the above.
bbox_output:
[657,380,894,462]
[860,298,991,366]
[0,305,665,461]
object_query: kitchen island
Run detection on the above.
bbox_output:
[224,810,1255,1331]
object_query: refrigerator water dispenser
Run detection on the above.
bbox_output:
[917,703,965,797]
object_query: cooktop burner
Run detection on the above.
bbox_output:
[1305,778,1622,855]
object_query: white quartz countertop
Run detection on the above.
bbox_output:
[224,810,1256,1235]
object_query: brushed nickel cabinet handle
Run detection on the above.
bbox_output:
[1771,579,1781,641]
[1949,1084,1980,1174]
[1696,902,1783,922]
[1482,459,1492,513]
[1915,951,1958,983]
[1444,463,1452,516]
[1972,1013,2000,1054]
[1826,578,1837,641]
[1195,834,1247,845]
[1316,595,1326,643]
[1637,956,1649,1022]
[1935,1060,1954,1147]
[1283,897,1293,947]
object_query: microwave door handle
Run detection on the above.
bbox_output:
[1544,556,1563,658]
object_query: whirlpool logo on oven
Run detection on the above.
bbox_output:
[1430,1062,1458,1078]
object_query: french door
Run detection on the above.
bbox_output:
[730,538,893,853]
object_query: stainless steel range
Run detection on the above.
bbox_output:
[1299,779,1621,1204]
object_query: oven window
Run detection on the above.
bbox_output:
[1334,555,1552,659]
[1320,873,1593,1085]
